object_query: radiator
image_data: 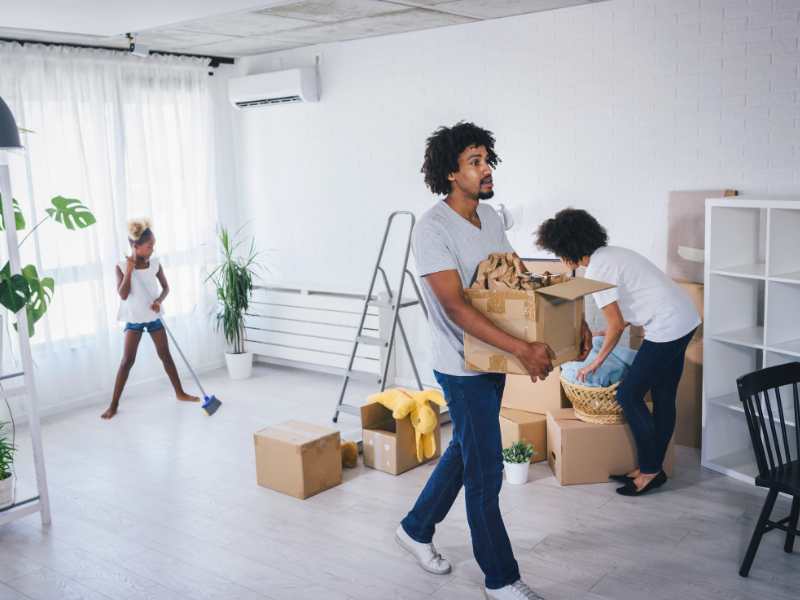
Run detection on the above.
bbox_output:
[245,284,382,376]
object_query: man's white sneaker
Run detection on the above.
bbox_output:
[484,580,544,599]
[394,525,452,575]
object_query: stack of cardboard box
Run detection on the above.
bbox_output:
[659,189,734,449]
[493,260,573,466]
[472,260,676,485]
[629,281,703,448]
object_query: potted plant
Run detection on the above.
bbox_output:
[207,227,261,380]
[502,440,535,485]
[0,194,96,336]
[0,421,15,509]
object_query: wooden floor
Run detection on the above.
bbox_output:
[1,363,798,600]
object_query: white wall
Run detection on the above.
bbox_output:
[210,63,245,232]
[233,0,800,385]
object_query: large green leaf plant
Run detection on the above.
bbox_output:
[0,194,96,336]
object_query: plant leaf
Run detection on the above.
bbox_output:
[22,265,54,329]
[0,194,27,231]
[45,196,96,230]
[0,262,31,313]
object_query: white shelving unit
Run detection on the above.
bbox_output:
[702,198,800,484]
[0,151,51,526]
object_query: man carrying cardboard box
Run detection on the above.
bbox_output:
[395,122,591,600]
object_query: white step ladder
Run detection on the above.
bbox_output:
[332,211,428,423]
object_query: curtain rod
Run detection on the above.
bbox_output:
[0,36,235,70]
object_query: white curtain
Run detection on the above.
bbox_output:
[0,43,224,414]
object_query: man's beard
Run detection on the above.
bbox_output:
[478,190,495,200]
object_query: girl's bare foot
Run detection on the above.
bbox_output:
[627,469,641,478]
[101,405,118,419]
[177,392,200,402]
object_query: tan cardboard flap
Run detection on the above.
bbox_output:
[535,277,614,301]
[522,259,573,275]
[256,421,338,449]
[361,402,397,431]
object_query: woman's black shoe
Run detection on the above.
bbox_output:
[616,471,667,496]
[609,473,634,484]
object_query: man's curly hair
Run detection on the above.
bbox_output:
[536,208,608,263]
[421,122,501,196]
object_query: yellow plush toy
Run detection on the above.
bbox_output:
[368,388,447,462]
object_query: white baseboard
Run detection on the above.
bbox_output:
[8,359,226,426]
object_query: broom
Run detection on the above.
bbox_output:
[161,320,222,416]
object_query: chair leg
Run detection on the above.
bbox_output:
[740,488,779,577]
[785,496,800,554]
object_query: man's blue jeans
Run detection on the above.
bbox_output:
[401,371,520,590]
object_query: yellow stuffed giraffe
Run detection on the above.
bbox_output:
[368,388,447,462]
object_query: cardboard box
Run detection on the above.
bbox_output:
[678,340,703,448]
[521,258,574,278]
[254,421,342,499]
[546,408,675,485]
[629,281,704,448]
[501,368,570,414]
[464,277,614,375]
[361,402,441,475]
[667,189,737,283]
[500,408,547,463]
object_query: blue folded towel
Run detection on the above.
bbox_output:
[561,336,638,388]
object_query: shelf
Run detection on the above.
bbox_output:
[767,339,800,358]
[703,448,758,484]
[0,498,41,526]
[770,271,800,284]
[705,201,800,489]
[711,326,764,349]
[707,392,797,428]
[769,207,800,278]
[706,392,741,413]
[711,263,766,280]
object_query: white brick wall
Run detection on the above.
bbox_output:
[236,0,800,382]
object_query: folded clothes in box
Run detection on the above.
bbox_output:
[560,336,638,388]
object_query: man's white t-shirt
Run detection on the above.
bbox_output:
[585,246,700,343]
[412,201,515,376]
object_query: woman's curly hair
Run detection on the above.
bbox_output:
[421,122,501,196]
[536,208,608,263]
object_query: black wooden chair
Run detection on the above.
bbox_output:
[737,361,800,577]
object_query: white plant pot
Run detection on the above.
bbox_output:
[504,460,530,485]
[0,475,13,509]
[225,352,253,380]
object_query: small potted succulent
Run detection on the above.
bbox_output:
[502,440,535,485]
[0,421,15,509]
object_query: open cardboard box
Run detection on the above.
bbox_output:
[464,277,614,375]
[361,402,441,475]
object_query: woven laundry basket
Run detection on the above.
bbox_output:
[560,377,624,424]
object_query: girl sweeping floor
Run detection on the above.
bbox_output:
[102,219,199,419]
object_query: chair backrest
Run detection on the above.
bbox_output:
[737,362,800,478]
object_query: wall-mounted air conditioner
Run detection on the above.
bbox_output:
[228,67,319,109]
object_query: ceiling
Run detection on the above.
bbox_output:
[0,0,610,59]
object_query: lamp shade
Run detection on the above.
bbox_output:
[0,97,22,149]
